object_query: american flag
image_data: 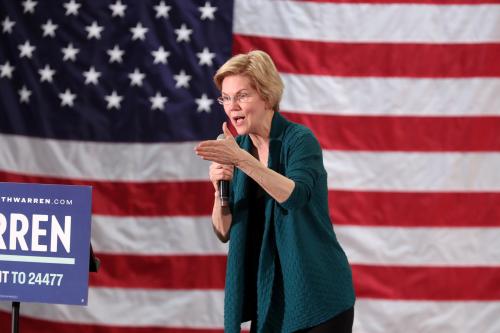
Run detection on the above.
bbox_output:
[1,0,500,332]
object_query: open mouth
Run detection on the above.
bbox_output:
[232,115,246,125]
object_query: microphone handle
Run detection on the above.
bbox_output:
[218,180,229,207]
[216,133,230,207]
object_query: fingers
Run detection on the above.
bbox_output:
[210,163,230,175]
[196,142,233,164]
[195,142,221,160]
[198,152,226,164]
[210,162,233,170]
[220,164,234,173]
[195,132,239,165]
[195,139,217,149]
[210,163,233,175]
[196,139,225,152]
[222,122,234,139]
[209,163,234,187]
[219,170,234,180]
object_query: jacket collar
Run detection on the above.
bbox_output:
[269,111,289,142]
[268,112,289,172]
[238,111,289,151]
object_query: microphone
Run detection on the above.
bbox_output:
[217,134,229,207]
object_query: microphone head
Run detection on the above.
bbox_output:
[217,134,225,140]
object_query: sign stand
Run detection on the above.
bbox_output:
[11,301,20,333]
[8,245,100,333]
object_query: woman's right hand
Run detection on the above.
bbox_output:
[209,162,234,192]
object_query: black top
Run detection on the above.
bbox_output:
[243,176,266,321]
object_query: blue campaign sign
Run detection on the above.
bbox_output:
[0,182,92,305]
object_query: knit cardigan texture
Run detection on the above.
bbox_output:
[224,112,355,333]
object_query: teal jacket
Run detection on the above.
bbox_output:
[225,112,355,332]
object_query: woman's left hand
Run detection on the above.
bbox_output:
[195,122,243,165]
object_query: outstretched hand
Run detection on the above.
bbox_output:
[195,122,243,165]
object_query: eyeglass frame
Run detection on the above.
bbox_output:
[217,91,253,105]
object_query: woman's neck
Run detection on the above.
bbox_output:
[249,110,274,149]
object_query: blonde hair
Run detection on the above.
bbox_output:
[214,50,284,112]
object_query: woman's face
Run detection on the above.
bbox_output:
[220,75,270,136]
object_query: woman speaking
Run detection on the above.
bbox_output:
[195,50,355,333]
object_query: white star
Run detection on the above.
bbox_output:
[195,93,213,113]
[83,66,101,85]
[38,64,56,83]
[107,45,124,63]
[173,70,191,88]
[0,61,14,79]
[85,21,103,40]
[197,47,216,66]
[59,89,76,107]
[105,91,123,110]
[41,19,58,38]
[2,17,15,34]
[149,92,167,111]
[174,24,192,42]
[61,43,79,61]
[130,22,148,41]
[63,0,81,16]
[151,46,170,64]
[109,0,127,17]
[18,41,36,59]
[128,68,145,87]
[22,0,37,14]
[198,2,217,20]
[18,86,32,104]
[154,1,171,18]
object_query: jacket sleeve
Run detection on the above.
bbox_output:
[279,128,325,210]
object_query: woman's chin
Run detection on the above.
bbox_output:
[235,129,248,136]
[233,124,249,136]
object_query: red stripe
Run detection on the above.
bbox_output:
[330,190,500,227]
[89,254,500,300]
[353,264,500,300]
[283,112,500,151]
[1,172,499,227]
[233,35,500,78]
[0,171,213,216]
[296,0,500,4]
[0,312,225,333]
[90,254,226,289]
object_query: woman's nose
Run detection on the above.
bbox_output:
[229,99,241,109]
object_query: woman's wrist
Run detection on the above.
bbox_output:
[234,149,262,180]
[234,148,252,169]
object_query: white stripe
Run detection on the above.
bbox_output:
[91,215,228,255]
[2,135,500,191]
[0,292,498,332]
[91,216,500,267]
[325,151,500,191]
[353,299,500,333]
[0,287,225,328]
[0,254,75,265]
[281,75,500,116]
[0,133,209,181]
[336,226,500,267]
[234,0,500,43]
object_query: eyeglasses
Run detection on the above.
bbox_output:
[217,92,252,105]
